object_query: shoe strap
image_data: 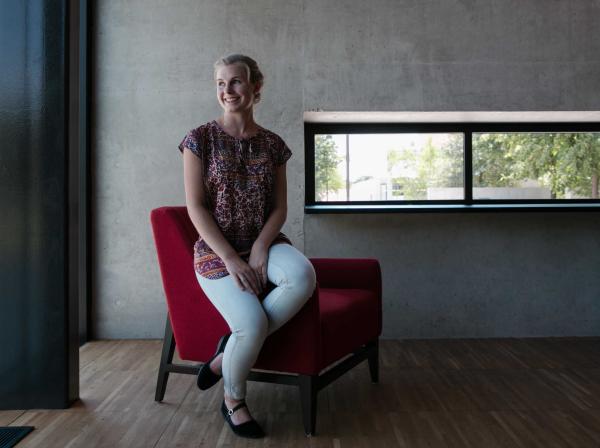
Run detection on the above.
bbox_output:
[226,401,247,416]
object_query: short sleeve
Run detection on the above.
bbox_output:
[178,128,202,158]
[274,138,292,166]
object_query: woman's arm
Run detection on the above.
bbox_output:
[249,163,288,286]
[183,148,262,295]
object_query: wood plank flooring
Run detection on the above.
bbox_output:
[2,338,600,447]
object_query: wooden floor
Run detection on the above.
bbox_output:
[2,338,600,447]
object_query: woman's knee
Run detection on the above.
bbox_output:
[292,261,316,297]
[287,253,316,287]
[232,307,268,341]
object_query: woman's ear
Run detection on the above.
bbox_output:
[253,82,263,103]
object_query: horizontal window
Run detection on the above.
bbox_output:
[305,123,600,212]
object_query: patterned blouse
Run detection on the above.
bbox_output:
[178,120,293,279]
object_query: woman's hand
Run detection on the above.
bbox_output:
[223,254,262,296]
[249,241,269,290]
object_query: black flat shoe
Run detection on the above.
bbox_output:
[221,400,265,439]
[197,333,231,390]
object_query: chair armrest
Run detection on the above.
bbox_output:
[309,258,381,295]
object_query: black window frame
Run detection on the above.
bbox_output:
[305,121,600,213]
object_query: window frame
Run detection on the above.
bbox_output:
[304,121,600,213]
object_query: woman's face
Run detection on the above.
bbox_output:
[215,63,260,113]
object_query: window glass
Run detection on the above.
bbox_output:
[473,133,600,199]
[315,133,464,201]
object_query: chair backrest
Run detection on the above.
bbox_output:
[150,206,228,361]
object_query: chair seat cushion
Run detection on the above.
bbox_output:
[253,287,380,375]
[319,288,380,368]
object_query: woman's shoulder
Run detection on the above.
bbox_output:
[256,125,292,165]
[188,120,218,138]
[256,124,279,137]
[256,125,287,146]
[179,121,218,154]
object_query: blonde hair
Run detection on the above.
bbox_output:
[214,54,264,103]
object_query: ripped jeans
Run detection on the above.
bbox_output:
[195,243,316,400]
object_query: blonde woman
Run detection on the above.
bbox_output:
[178,54,316,438]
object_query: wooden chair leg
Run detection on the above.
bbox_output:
[298,374,318,436]
[155,313,176,402]
[367,338,379,383]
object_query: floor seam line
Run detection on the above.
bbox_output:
[152,378,196,448]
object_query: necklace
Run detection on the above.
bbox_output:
[237,140,253,163]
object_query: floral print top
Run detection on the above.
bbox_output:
[178,120,292,279]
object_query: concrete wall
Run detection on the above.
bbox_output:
[305,213,600,338]
[93,0,600,338]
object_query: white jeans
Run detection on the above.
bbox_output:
[195,243,316,399]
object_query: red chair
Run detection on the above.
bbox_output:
[151,206,382,435]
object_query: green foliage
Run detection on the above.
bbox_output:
[473,133,516,187]
[474,132,600,198]
[315,135,344,200]
[387,134,463,200]
[443,133,464,188]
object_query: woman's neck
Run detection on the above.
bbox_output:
[218,112,258,139]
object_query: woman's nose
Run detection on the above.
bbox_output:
[225,83,235,94]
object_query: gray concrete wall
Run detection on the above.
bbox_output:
[93,0,600,338]
[305,213,600,338]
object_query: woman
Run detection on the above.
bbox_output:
[178,54,316,439]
